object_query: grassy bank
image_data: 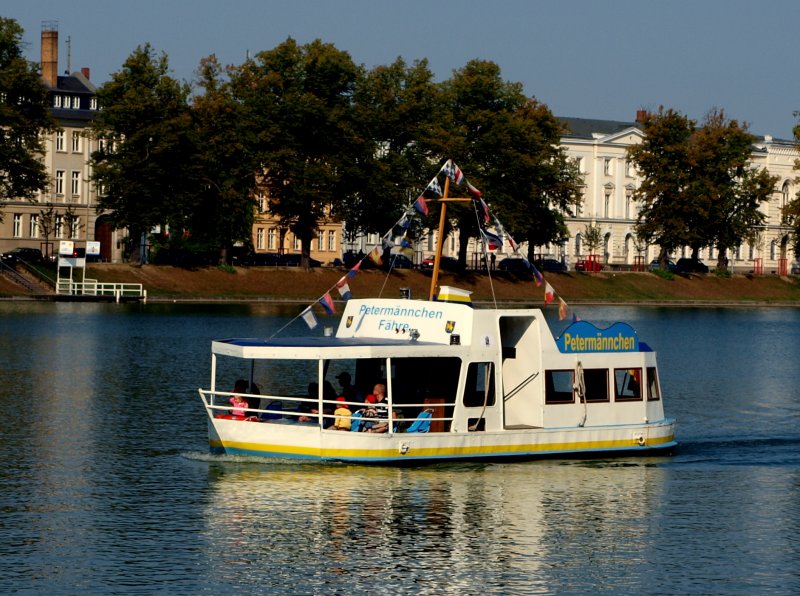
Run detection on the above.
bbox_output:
[64,263,800,306]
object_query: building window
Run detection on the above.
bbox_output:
[293,235,301,251]
[55,215,64,239]
[56,131,65,152]
[72,96,80,109]
[54,95,62,108]
[770,240,777,260]
[328,230,336,252]
[256,228,265,250]
[268,228,276,250]
[625,193,632,219]
[12,214,22,237]
[603,158,612,176]
[317,231,325,251]
[71,171,80,197]
[71,131,81,152]
[604,193,611,218]
[55,170,65,195]
[575,156,584,173]
[70,217,80,239]
[256,194,265,213]
[90,97,97,110]
[575,233,582,256]
[29,214,39,238]
[625,160,635,177]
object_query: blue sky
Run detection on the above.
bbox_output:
[7,0,800,138]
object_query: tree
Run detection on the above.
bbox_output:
[627,107,695,267]
[0,18,57,218]
[438,60,581,267]
[230,38,361,269]
[688,109,776,270]
[189,55,260,264]
[88,44,194,264]
[784,113,800,257]
[583,224,603,256]
[630,107,776,271]
[343,57,445,241]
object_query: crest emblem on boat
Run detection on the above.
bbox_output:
[346,316,353,328]
[445,320,456,333]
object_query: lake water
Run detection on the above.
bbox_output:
[1,302,798,594]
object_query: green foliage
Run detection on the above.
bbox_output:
[0,18,57,216]
[650,267,674,280]
[89,44,194,263]
[437,60,581,265]
[583,224,603,254]
[217,263,236,274]
[229,38,361,268]
[629,107,777,271]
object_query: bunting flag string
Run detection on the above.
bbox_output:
[319,292,336,315]
[276,158,581,338]
[336,277,352,301]
[301,306,318,330]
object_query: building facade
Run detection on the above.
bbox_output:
[558,114,798,272]
[0,24,123,262]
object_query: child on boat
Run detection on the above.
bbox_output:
[333,396,352,430]
[229,394,249,418]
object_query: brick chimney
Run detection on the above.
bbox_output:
[41,21,58,88]
[81,67,90,80]
[635,109,648,124]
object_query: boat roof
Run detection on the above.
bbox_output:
[211,336,468,359]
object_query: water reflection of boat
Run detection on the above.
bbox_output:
[198,165,676,463]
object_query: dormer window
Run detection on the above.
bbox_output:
[54,95,62,108]
[90,97,97,110]
[72,96,80,109]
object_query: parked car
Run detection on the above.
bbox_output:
[676,258,709,273]
[649,259,678,273]
[534,258,567,272]
[421,256,460,271]
[498,257,533,273]
[575,259,604,272]
[0,247,45,264]
[385,253,414,269]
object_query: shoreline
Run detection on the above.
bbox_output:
[2,263,799,307]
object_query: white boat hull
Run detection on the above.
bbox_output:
[207,415,677,463]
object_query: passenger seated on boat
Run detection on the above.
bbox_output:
[367,410,400,434]
[332,397,352,430]
[356,395,378,430]
[229,394,249,418]
[335,372,359,402]
[228,379,250,418]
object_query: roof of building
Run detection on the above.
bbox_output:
[559,116,642,140]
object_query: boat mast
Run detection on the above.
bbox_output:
[428,176,474,300]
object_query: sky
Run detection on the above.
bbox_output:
[6,0,800,139]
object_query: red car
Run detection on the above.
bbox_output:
[575,259,603,272]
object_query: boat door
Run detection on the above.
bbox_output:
[499,316,543,428]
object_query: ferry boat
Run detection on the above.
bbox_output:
[198,167,677,463]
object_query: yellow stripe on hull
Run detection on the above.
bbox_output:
[210,430,676,461]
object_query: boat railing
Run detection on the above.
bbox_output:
[199,390,453,431]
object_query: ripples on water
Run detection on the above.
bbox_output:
[0,303,799,594]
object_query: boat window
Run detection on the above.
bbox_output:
[614,368,643,401]
[545,370,574,404]
[463,362,496,407]
[646,367,660,401]
[388,357,460,432]
[583,368,609,402]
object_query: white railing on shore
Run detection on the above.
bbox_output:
[56,279,146,302]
